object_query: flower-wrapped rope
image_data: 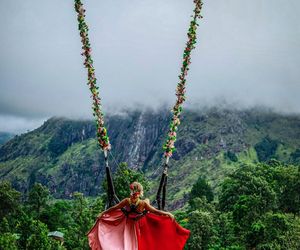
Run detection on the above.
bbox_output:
[163,0,203,159]
[74,0,111,151]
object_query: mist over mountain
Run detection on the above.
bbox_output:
[1,107,299,209]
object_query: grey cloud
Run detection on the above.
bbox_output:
[0,115,46,134]
[0,0,299,124]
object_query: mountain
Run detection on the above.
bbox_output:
[0,132,15,146]
[0,108,300,209]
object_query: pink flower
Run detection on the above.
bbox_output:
[169,131,177,137]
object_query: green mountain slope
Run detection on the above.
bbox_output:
[0,132,15,146]
[0,108,299,209]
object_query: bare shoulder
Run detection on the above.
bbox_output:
[137,199,146,208]
[120,198,129,206]
[141,199,154,210]
[143,198,150,205]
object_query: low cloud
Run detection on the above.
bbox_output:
[0,115,47,134]
[0,0,299,125]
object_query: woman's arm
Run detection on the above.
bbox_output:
[97,198,128,218]
[144,201,174,219]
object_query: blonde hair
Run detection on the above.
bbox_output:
[130,182,144,197]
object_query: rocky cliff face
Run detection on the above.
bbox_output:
[106,109,170,170]
[0,108,300,209]
[0,109,171,198]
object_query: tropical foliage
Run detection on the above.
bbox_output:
[180,160,300,249]
[1,160,299,249]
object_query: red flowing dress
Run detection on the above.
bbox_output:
[87,200,190,250]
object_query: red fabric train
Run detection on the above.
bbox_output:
[88,209,190,250]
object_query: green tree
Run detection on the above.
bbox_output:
[89,197,105,219]
[273,163,300,215]
[211,212,243,250]
[25,220,51,250]
[0,233,18,250]
[232,194,269,227]
[219,164,276,216]
[224,151,238,162]
[189,197,215,213]
[0,217,10,234]
[189,176,214,204]
[27,183,50,218]
[174,210,190,229]
[49,239,67,250]
[0,181,21,220]
[108,162,149,201]
[247,213,300,250]
[218,163,278,246]
[16,213,52,250]
[17,213,35,248]
[186,210,214,250]
[290,148,300,164]
[254,136,278,162]
[218,161,300,248]
[64,192,94,250]
[40,200,72,231]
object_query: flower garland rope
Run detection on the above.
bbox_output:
[74,0,111,152]
[163,0,203,160]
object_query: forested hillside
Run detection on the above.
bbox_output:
[1,108,300,249]
[0,108,300,209]
[0,132,14,146]
[1,160,299,249]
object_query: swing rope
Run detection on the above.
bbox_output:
[74,0,118,208]
[157,0,203,210]
[74,0,203,210]
[163,0,203,160]
[74,0,111,153]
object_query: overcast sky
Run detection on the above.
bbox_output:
[0,0,299,133]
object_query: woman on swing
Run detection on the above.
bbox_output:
[88,181,190,250]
